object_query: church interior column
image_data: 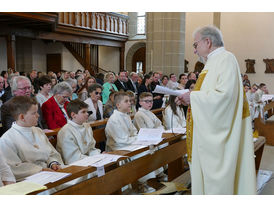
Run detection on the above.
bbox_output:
[146,12,186,75]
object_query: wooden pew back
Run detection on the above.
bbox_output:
[45,108,165,149]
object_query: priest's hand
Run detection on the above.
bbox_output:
[176,92,190,106]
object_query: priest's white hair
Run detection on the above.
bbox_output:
[193,25,224,47]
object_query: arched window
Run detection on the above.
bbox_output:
[137,12,146,34]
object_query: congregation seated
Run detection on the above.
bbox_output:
[84,83,103,122]
[56,99,101,165]
[163,95,186,130]
[160,75,169,87]
[167,73,178,89]
[35,75,52,106]
[78,76,96,101]
[177,73,188,90]
[103,91,117,118]
[65,78,78,100]
[126,90,137,116]
[0,96,63,181]
[1,76,47,135]
[42,82,72,130]
[102,72,118,104]
[114,71,129,92]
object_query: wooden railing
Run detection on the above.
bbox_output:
[58,12,128,36]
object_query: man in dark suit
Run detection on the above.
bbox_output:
[150,72,164,109]
[127,72,139,94]
[114,71,129,91]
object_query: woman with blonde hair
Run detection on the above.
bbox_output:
[102,72,118,104]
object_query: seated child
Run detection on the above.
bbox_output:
[133,92,164,130]
[0,150,16,187]
[163,95,186,130]
[0,96,63,181]
[103,91,117,118]
[105,92,156,193]
[57,99,101,165]
[105,92,138,152]
[133,92,167,182]
[126,90,137,116]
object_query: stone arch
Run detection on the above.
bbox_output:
[126,42,146,72]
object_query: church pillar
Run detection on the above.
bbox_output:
[146,12,186,75]
[6,35,16,71]
[213,12,221,29]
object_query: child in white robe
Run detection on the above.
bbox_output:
[0,96,64,182]
[105,92,156,193]
[133,92,167,182]
[163,95,186,130]
[0,150,16,187]
[133,92,164,130]
[105,92,138,152]
[57,99,101,165]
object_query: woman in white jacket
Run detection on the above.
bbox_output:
[84,83,104,122]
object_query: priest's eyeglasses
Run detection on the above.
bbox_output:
[193,38,204,49]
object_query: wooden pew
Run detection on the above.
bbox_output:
[45,108,165,149]
[254,101,274,145]
[29,133,186,195]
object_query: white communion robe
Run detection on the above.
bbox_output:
[105,110,138,152]
[0,123,64,181]
[0,150,16,187]
[163,105,186,130]
[57,120,101,165]
[189,47,256,195]
[133,107,164,131]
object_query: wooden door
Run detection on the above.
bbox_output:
[47,53,61,74]
[132,47,146,73]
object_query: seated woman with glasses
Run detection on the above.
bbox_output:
[41,82,73,130]
[84,83,103,122]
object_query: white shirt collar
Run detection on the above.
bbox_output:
[207,47,225,59]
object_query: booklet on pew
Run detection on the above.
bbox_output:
[133,128,164,146]
[70,154,127,167]
[153,85,189,96]
[23,171,71,185]
[262,94,274,102]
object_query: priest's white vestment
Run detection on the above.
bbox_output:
[188,47,256,195]
[57,120,101,165]
[0,123,64,181]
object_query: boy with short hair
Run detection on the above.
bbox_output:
[105,92,138,152]
[0,96,63,181]
[57,99,101,164]
[133,92,164,131]
[105,92,156,193]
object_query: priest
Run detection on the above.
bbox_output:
[177,25,256,195]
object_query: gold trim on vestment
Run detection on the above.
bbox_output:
[242,89,250,119]
[186,70,208,163]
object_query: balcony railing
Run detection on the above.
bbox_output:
[58,12,128,36]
